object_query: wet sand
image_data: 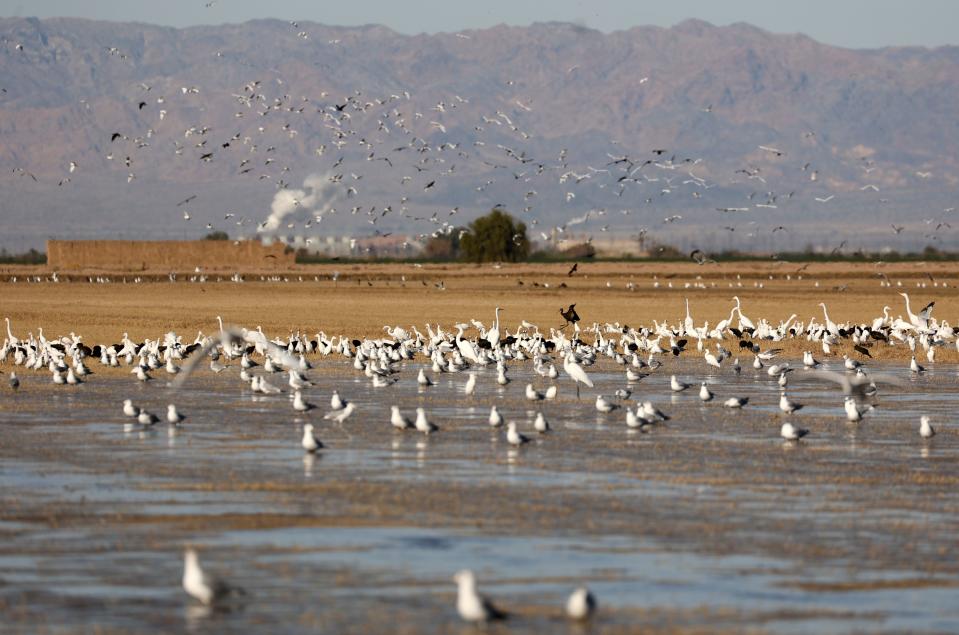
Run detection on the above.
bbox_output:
[2,351,959,633]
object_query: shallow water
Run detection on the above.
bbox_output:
[1,355,958,633]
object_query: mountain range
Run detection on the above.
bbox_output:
[1,16,957,254]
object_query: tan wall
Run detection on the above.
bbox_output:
[46,240,295,271]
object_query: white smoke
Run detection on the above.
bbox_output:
[259,172,341,234]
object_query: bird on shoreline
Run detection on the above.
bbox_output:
[301,423,323,452]
[453,569,506,623]
[182,547,244,606]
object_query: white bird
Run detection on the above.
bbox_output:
[642,401,670,421]
[723,397,748,408]
[919,415,935,439]
[123,399,140,417]
[324,401,356,423]
[301,423,323,452]
[167,404,185,424]
[670,375,690,392]
[138,410,159,425]
[566,586,597,620]
[507,421,529,446]
[8,371,19,390]
[704,350,721,368]
[464,373,476,395]
[595,394,618,412]
[496,366,510,386]
[844,397,870,422]
[292,390,314,412]
[133,365,151,382]
[525,383,544,400]
[545,385,558,399]
[563,353,594,398]
[330,390,345,410]
[417,368,434,386]
[488,405,504,428]
[182,548,241,606]
[534,412,550,433]
[390,405,413,430]
[779,393,802,414]
[453,569,506,623]
[910,356,925,373]
[780,422,809,441]
[699,382,714,402]
[414,407,438,434]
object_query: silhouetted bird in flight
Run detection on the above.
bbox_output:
[567,263,578,277]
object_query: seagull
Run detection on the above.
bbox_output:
[534,412,550,433]
[414,407,439,434]
[723,397,748,408]
[780,422,809,441]
[595,395,618,412]
[138,410,159,425]
[182,548,243,606]
[844,397,871,422]
[506,421,529,446]
[301,423,323,452]
[167,404,185,424]
[453,570,506,623]
[797,370,903,399]
[324,402,355,423]
[8,371,18,390]
[292,390,315,412]
[670,375,690,392]
[779,393,802,414]
[488,405,504,428]
[417,368,434,386]
[566,586,597,621]
[390,405,414,430]
[642,401,670,421]
[123,399,140,417]
[919,415,935,439]
[699,382,714,402]
[525,383,544,401]
[330,390,345,410]
[464,373,476,395]
[910,356,925,373]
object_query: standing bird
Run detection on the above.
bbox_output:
[670,375,690,392]
[182,548,242,606]
[488,405,504,428]
[780,422,809,441]
[534,412,550,433]
[566,586,597,620]
[563,352,593,398]
[506,421,529,446]
[779,393,802,414]
[301,423,323,452]
[699,382,714,402]
[464,373,476,395]
[8,371,19,390]
[390,405,414,430]
[167,404,185,425]
[453,570,506,623]
[324,401,356,424]
[919,415,935,439]
[560,304,580,329]
[414,407,439,434]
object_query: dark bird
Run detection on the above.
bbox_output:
[690,249,715,265]
[567,263,578,277]
[138,101,147,110]
[560,304,580,329]
[854,344,873,358]
[111,132,123,142]
[424,180,436,190]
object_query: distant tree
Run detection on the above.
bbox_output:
[203,230,229,241]
[460,208,529,263]
[423,228,465,260]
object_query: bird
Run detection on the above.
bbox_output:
[506,421,529,446]
[488,405,504,428]
[560,304,580,329]
[699,382,714,402]
[123,399,139,417]
[390,405,414,430]
[533,412,550,433]
[525,383,544,401]
[167,404,185,424]
[330,390,345,410]
[780,422,809,441]
[595,395,618,413]
[566,586,597,620]
[919,416,935,439]
[138,410,159,425]
[301,423,323,452]
[414,407,438,434]
[910,356,925,373]
[723,397,748,408]
[417,368,434,386]
[292,390,315,412]
[453,570,506,623]
[324,402,355,423]
[464,373,476,395]
[844,397,871,422]
[8,371,18,390]
[779,393,802,414]
[182,547,242,606]
[670,375,690,392]
[567,263,578,277]
[563,352,593,398]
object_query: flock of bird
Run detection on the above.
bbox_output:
[5,15,956,255]
[0,289,950,619]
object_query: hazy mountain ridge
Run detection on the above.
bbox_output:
[0,16,957,252]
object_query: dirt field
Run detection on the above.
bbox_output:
[1,261,955,360]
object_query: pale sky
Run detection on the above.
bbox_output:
[1,0,957,49]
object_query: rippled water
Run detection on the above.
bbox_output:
[1,356,958,633]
